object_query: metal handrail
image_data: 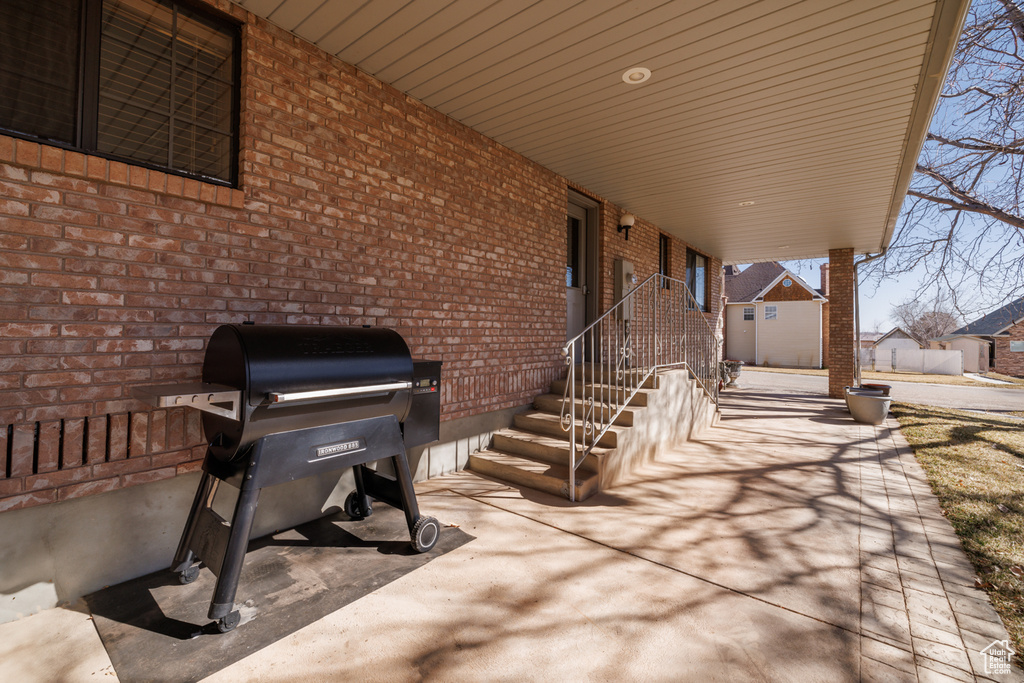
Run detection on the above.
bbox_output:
[560,273,721,501]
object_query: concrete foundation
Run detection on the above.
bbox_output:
[0,407,526,623]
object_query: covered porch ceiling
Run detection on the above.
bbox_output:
[236,0,970,264]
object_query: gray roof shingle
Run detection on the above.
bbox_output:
[953,296,1024,336]
[724,262,786,302]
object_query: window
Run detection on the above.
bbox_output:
[0,0,239,185]
[783,278,792,287]
[1011,341,1024,352]
[685,249,707,311]
[743,307,754,321]
[765,305,778,320]
[659,234,670,288]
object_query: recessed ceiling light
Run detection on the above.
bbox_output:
[738,201,756,207]
[622,67,651,84]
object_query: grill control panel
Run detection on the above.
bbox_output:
[413,377,438,394]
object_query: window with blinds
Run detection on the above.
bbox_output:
[0,0,81,144]
[0,0,238,185]
[686,249,707,311]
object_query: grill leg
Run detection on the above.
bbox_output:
[349,464,373,518]
[390,454,420,533]
[171,467,216,573]
[208,481,260,623]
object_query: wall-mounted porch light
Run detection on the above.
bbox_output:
[618,212,636,240]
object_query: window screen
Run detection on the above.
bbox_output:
[0,0,81,144]
[0,0,238,185]
[765,305,778,320]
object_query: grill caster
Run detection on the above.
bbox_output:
[217,611,240,633]
[411,516,440,553]
[178,565,200,585]
[344,490,373,520]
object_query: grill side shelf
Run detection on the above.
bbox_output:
[132,383,242,421]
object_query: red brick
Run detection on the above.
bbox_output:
[0,489,57,512]
[149,410,167,452]
[86,415,108,465]
[177,459,204,475]
[25,467,94,491]
[15,139,40,166]
[108,413,129,461]
[63,151,86,176]
[63,418,85,468]
[0,427,7,479]
[58,478,119,502]
[36,420,62,473]
[9,424,35,477]
[123,466,176,488]
[92,456,152,478]
[0,136,14,162]
[129,412,149,457]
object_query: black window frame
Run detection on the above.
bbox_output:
[685,249,708,312]
[0,0,241,187]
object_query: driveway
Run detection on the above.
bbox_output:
[739,370,1024,412]
[0,389,1017,681]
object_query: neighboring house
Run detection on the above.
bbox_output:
[859,332,884,349]
[723,263,828,368]
[930,334,991,374]
[947,297,1024,377]
[874,327,924,351]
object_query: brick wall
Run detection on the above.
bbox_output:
[0,2,723,512]
[995,324,1024,377]
[590,198,720,325]
[827,249,855,397]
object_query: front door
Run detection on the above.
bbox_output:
[566,202,587,342]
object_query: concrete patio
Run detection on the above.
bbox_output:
[1,387,1019,682]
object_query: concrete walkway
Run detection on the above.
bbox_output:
[740,370,1024,413]
[1,389,1019,681]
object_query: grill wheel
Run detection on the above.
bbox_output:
[412,516,440,553]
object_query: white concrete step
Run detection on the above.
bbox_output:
[549,379,655,407]
[568,367,662,390]
[532,393,642,426]
[468,450,599,501]
[492,428,604,473]
[513,410,624,449]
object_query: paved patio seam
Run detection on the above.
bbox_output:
[882,419,1018,681]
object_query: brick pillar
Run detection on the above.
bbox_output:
[827,248,855,398]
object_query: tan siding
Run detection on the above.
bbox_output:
[757,301,822,368]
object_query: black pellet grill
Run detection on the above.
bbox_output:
[134,324,442,633]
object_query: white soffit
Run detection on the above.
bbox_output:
[236,0,970,264]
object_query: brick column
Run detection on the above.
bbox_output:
[827,248,855,398]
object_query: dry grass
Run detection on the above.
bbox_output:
[743,365,1024,388]
[985,372,1024,386]
[891,403,1024,664]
